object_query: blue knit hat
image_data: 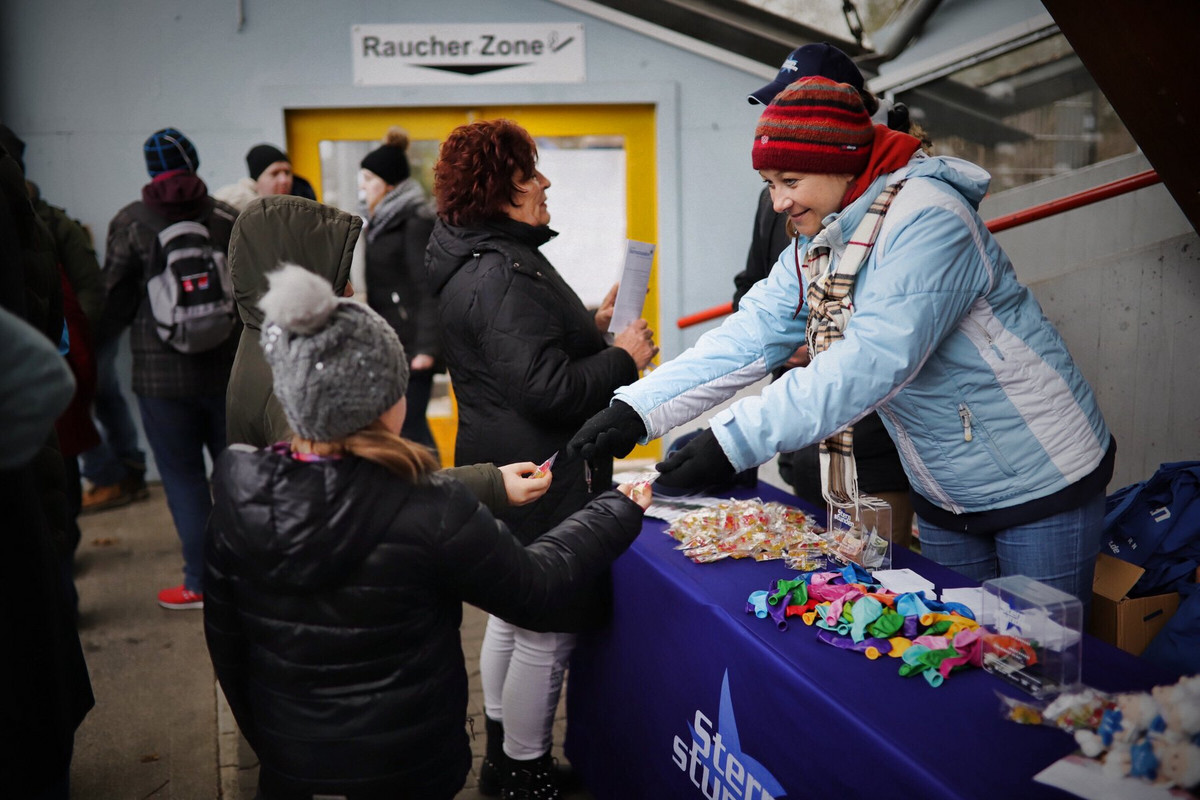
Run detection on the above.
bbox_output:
[144,128,199,177]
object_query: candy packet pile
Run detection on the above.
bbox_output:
[666,498,825,564]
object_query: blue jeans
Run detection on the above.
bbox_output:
[917,492,1105,619]
[80,337,145,486]
[137,394,227,593]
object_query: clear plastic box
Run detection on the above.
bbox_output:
[826,496,892,571]
[981,575,1083,698]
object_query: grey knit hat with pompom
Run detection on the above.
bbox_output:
[259,263,409,441]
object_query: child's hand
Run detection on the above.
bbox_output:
[617,481,653,510]
[499,462,552,506]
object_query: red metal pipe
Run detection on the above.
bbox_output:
[676,169,1162,328]
[985,169,1161,233]
[676,302,734,328]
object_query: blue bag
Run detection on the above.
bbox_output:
[1102,461,1200,596]
[1141,582,1200,676]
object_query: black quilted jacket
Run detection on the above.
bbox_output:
[364,180,441,365]
[426,218,638,540]
[427,217,640,631]
[204,445,643,800]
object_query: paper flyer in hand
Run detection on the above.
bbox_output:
[607,240,656,334]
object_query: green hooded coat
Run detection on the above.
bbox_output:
[225,195,505,509]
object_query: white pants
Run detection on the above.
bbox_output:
[479,615,577,761]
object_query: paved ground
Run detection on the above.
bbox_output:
[70,379,781,797]
[72,486,593,799]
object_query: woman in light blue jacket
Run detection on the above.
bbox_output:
[569,77,1113,608]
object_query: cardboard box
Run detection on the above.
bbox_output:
[1089,552,1180,655]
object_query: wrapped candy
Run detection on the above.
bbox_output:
[666,499,824,564]
[1156,740,1200,790]
[1001,676,1200,793]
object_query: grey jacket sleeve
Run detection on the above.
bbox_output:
[0,307,75,469]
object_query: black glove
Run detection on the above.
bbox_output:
[567,401,647,461]
[654,428,737,491]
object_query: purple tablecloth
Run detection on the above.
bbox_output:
[564,482,1175,800]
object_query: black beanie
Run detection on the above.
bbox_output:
[360,144,410,186]
[246,144,289,180]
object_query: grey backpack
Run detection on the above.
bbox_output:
[145,218,236,353]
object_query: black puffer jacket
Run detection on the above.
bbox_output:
[427,218,638,536]
[364,179,440,364]
[204,445,643,800]
[0,145,94,794]
[427,217,639,630]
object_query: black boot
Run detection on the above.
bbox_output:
[502,752,561,800]
[478,716,507,796]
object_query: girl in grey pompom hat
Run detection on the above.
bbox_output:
[203,271,653,800]
[259,264,410,443]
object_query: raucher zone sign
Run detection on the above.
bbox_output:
[352,23,585,86]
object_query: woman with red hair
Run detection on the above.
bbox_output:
[427,118,657,799]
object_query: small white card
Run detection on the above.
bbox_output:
[872,568,935,596]
[607,240,655,334]
[940,587,987,620]
[1034,753,1185,800]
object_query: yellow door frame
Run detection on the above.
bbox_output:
[285,104,661,463]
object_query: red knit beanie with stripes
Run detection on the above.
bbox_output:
[752,76,873,174]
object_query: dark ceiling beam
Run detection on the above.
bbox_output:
[579,0,1040,146]
[985,56,1095,115]
[1041,0,1200,234]
[581,0,865,70]
[865,0,944,63]
[894,80,1032,145]
[890,54,1096,143]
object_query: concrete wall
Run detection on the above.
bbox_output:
[981,153,1200,489]
[5,1,1195,493]
[0,0,772,358]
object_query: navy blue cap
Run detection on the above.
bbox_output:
[748,43,865,105]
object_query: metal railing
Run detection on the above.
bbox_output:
[676,169,1162,328]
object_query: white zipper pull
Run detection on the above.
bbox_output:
[958,403,973,442]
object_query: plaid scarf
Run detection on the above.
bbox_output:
[802,180,905,509]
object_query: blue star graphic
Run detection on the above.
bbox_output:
[687,670,786,797]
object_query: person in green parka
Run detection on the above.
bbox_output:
[223,193,538,511]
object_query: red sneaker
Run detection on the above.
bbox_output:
[157,585,204,610]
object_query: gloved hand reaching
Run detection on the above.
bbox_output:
[654,428,736,491]
[567,401,647,461]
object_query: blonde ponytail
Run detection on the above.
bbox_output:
[291,420,439,482]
